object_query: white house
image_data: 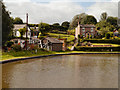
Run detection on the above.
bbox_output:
[13,24,31,38]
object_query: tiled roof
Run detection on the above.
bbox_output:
[45,37,63,44]
[80,24,95,28]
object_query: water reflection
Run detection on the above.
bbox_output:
[2,54,118,88]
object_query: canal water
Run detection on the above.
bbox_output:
[2,54,118,88]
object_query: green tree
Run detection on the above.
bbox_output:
[107,16,118,28]
[19,28,26,39]
[61,21,70,28]
[96,20,111,37]
[100,12,108,21]
[52,23,61,30]
[53,23,60,26]
[70,13,87,29]
[61,21,70,31]
[82,15,97,25]
[2,1,13,46]
[13,17,23,24]
[38,23,50,35]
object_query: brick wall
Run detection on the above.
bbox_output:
[52,43,63,51]
[80,27,96,37]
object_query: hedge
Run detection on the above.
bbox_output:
[74,46,120,51]
[84,39,120,44]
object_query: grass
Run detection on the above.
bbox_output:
[1,49,120,61]
[2,49,55,61]
[48,33,75,42]
[68,46,73,50]
[92,43,120,47]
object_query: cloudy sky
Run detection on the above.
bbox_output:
[3,0,119,24]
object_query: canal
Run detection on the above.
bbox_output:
[2,54,118,88]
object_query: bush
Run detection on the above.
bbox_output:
[105,33,110,39]
[6,41,14,47]
[12,45,21,52]
[29,45,39,50]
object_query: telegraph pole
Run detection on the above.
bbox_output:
[26,13,28,50]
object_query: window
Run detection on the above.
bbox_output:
[82,33,85,36]
[91,33,94,36]
[15,40,18,44]
[82,28,85,32]
[91,28,94,32]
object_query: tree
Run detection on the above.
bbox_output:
[53,23,60,26]
[52,23,61,30]
[82,15,97,25]
[13,17,23,24]
[100,12,108,21]
[2,1,13,46]
[61,21,70,28]
[19,28,26,39]
[107,16,118,28]
[38,23,50,35]
[70,13,87,29]
[96,20,111,37]
[61,21,70,31]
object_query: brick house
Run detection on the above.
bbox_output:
[75,23,96,39]
[58,38,67,51]
[42,37,63,51]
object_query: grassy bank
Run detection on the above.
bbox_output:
[48,33,75,41]
[2,49,55,61]
[1,49,120,61]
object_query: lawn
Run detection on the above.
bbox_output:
[48,33,75,42]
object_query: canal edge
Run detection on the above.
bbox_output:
[1,52,120,64]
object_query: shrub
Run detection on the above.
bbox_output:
[12,45,21,52]
[105,33,110,39]
[29,45,39,50]
[6,41,14,47]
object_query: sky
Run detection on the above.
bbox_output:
[3,0,119,24]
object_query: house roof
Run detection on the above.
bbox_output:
[80,24,95,28]
[13,24,26,30]
[45,37,63,44]
[113,30,119,33]
[10,39,25,41]
[32,37,40,40]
